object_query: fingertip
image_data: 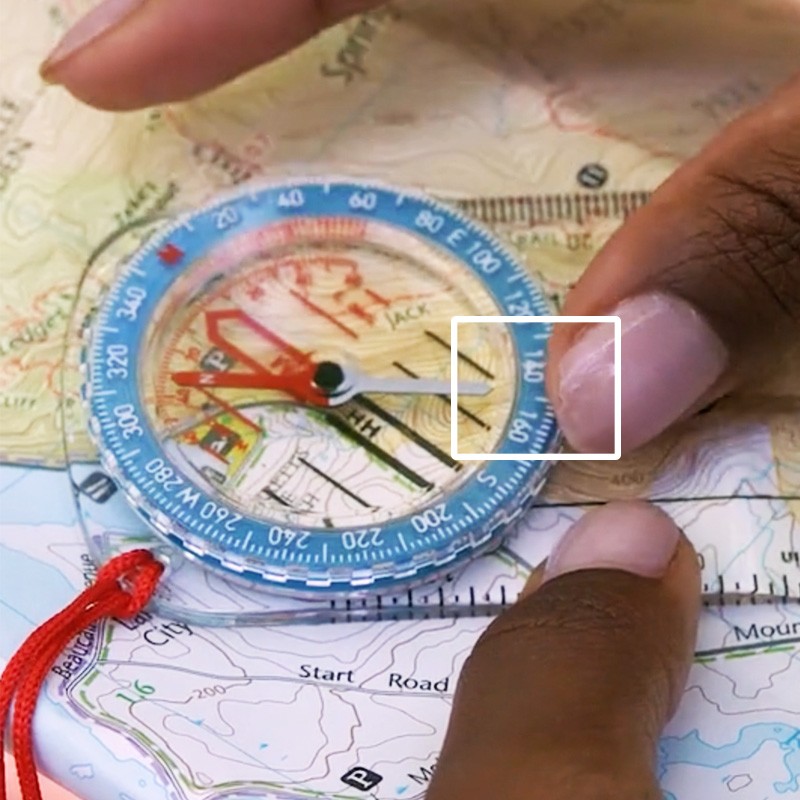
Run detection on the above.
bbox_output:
[545,317,616,455]
[39,0,383,110]
[547,290,730,456]
[543,500,682,581]
[539,501,701,612]
[523,501,701,717]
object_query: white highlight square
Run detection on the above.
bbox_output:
[450,316,621,461]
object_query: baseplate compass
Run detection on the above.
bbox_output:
[64,178,799,625]
[64,179,563,624]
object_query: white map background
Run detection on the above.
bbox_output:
[1,0,800,798]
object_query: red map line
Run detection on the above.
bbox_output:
[199,387,261,433]
[289,290,359,340]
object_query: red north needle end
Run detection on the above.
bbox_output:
[170,366,326,405]
[185,308,330,403]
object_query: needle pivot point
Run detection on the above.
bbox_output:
[314,361,346,393]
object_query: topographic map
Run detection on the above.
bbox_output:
[1,0,800,798]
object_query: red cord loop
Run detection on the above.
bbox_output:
[0,549,164,800]
[95,549,165,616]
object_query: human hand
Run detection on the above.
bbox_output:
[425,501,701,799]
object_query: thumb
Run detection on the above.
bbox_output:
[546,72,800,454]
[427,501,700,800]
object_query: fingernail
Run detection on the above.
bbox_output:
[40,0,146,78]
[544,501,681,581]
[556,292,728,454]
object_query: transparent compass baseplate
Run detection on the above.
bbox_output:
[62,179,561,626]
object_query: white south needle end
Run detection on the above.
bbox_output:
[354,375,490,397]
[320,364,491,406]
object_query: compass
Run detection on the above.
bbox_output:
[85,179,559,597]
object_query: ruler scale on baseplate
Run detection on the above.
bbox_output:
[67,455,800,624]
[455,190,652,226]
[63,178,799,627]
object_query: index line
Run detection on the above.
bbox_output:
[450,315,622,461]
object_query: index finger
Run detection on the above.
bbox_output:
[40,0,383,110]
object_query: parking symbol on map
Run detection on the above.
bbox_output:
[577,162,609,189]
[77,472,117,504]
[341,766,383,791]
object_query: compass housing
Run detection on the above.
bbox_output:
[81,179,560,601]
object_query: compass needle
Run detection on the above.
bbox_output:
[352,374,490,398]
[86,180,559,598]
[170,368,317,397]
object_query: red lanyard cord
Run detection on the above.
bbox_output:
[0,549,164,800]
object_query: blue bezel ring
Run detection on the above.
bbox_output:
[87,179,560,595]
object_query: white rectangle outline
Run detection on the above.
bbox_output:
[450,316,621,461]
